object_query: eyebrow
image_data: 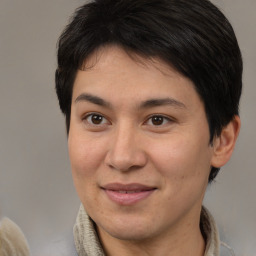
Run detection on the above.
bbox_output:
[140,98,186,109]
[75,93,186,109]
[75,93,111,108]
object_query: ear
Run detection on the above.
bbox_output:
[211,115,241,168]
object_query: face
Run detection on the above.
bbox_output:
[68,46,215,242]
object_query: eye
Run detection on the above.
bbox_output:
[145,115,172,126]
[83,113,110,126]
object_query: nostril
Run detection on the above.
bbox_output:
[107,161,141,172]
[104,130,147,171]
[105,152,147,172]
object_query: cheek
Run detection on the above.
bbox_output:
[68,134,107,207]
[149,135,212,184]
[152,137,212,217]
[68,134,106,179]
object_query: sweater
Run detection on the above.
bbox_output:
[0,217,30,256]
[73,205,235,256]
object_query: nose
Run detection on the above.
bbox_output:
[105,124,147,172]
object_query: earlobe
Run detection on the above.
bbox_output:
[211,115,241,168]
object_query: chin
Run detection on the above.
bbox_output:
[96,214,158,242]
[105,226,153,241]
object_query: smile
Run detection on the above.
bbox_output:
[117,190,144,194]
[101,183,156,205]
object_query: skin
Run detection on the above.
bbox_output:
[68,46,240,256]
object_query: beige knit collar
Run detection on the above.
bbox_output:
[73,205,220,256]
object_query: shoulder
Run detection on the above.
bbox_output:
[0,217,30,256]
[35,233,77,256]
[201,207,235,256]
[220,242,235,256]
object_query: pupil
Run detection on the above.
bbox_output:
[152,116,163,125]
[92,115,102,124]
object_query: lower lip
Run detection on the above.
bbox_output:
[104,189,155,205]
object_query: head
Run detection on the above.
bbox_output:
[56,0,242,183]
[55,0,242,248]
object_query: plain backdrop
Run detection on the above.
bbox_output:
[0,1,255,255]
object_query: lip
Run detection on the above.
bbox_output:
[101,183,156,205]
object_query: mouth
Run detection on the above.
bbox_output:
[101,183,156,205]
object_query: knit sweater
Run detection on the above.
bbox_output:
[0,217,30,256]
[73,205,235,256]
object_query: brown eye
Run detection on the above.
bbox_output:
[91,114,103,124]
[151,116,164,126]
[145,115,172,127]
[85,113,109,126]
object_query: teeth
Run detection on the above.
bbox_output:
[118,191,140,194]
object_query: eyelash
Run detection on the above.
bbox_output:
[82,113,174,129]
[144,115,173,127]
[83,113,110,126]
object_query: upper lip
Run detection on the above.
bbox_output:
[101,183,156,191]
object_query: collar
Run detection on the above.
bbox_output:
[73,205,220,256]
[201,206,220,256]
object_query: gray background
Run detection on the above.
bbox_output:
[0,1,255,255]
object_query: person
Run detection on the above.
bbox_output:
[0,217,30,256]
[55,0,242,255]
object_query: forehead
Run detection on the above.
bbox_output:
[81,45,181,79]
[72,45,203,111]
